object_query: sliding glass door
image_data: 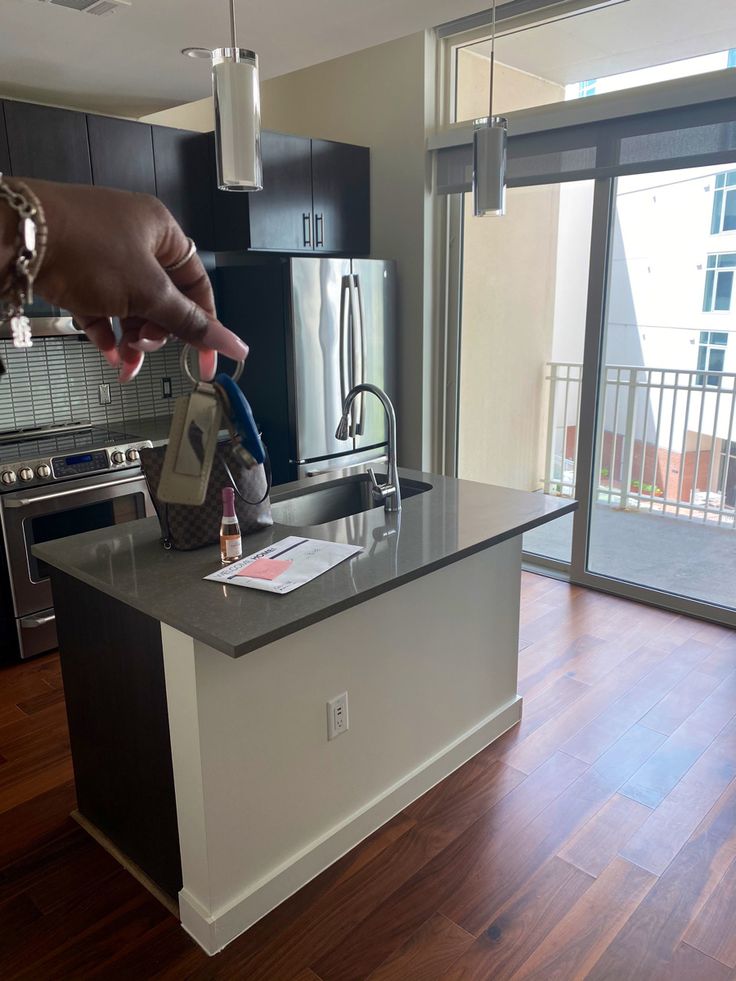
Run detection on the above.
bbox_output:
[585,165,736,611]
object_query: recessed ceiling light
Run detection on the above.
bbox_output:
[181,47,213,59]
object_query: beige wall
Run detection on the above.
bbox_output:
[456,49,564,492]
[142,32,435,468]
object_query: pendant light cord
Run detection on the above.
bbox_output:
[229,0,238,50]
[488,0,496,120]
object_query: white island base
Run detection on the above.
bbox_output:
[162,537,523,955]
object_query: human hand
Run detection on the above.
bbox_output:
[11,178,248,382]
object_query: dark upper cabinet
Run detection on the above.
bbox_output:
[249,132,314,251]
[3,101,92,184]
[213,130,370,255]
[311,139,370,256]
[0,104,10,175]
[151,125,215,248]
[87,115,156,195]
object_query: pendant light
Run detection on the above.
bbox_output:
[183,0,263,192]
[472,0,507,217]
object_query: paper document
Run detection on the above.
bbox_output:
[205,536,363,594]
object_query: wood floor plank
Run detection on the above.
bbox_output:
[558,793,652,878]
[438,857,594,981]
[560,638,714,765]
[364,913,474,981]
[494,643,673,774]
[438,755,645,939]
[640,666,723,735]
[683,853,736,968]
[659,943,734,981]
[507,857,656,980]
[16,687,66,717]
[311,753,587,981]
[619,676,736,810]
[620,718,736,875]
[587,780,736,980]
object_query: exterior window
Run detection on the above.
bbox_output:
[703,254,736,311]
[578,79,597,98]
[729,49,736,68]
[697,331,729,387]
[711,172,736,234]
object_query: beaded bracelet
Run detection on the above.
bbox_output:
[0,173,48,350]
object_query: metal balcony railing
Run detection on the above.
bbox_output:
[544,362,736,527]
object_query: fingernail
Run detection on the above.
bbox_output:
[102,348,121,368]
[119,359,143,384]
[129,338,167,353]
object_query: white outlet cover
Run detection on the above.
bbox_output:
[327,692,349,741]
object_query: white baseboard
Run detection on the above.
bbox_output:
[179,694,522,955]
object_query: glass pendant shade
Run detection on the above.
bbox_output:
[473,116,507,217]
[212,47,263,191]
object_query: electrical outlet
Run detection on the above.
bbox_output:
[98,383,111,406]
[327,692,349,741]
[161,376,173,399]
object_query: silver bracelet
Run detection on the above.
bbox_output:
[0,173,48,349]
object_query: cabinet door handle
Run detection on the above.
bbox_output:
[315,213,324,248]
[302,212,312,248]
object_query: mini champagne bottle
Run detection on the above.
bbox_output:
[220,487,242,564]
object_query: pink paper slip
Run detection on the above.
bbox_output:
[237,557,293,581]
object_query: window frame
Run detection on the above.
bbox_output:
[696,330,729,387]
[711,172,736,235]
[703,253,736,313]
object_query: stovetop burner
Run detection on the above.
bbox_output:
[0,426,132,462]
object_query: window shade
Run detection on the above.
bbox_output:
[435,98,736,192]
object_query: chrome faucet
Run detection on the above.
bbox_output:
[335,384,401,513]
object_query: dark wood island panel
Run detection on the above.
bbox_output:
[50,571,182,901]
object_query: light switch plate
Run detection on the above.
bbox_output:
[98,383,111,406]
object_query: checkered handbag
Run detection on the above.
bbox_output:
[140,442,273,550]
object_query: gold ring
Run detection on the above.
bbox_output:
[164,237,197,272]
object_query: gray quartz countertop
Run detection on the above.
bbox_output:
[123,416,172,446]
[33,468,576,658]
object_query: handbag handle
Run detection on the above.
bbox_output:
[222,446,272,507]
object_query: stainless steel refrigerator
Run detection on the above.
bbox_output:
[216,255,397,485]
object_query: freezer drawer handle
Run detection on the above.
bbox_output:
[22,613,56,629]
[302,212,312,248]
[3,474,146,508]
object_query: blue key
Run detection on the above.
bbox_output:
[215,374,266,466]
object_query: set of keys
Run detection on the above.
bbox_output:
[157,345,265,506]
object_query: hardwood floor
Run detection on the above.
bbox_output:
[2,574,736,979]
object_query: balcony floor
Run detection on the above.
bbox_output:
[524,501,736,610]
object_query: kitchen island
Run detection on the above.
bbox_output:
[34,468,574,955]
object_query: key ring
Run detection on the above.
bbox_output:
[180,343,245,386]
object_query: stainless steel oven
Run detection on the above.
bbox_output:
[0,432,155,659]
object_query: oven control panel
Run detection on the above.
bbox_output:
[52,450,110,479]
[0,440,153,491]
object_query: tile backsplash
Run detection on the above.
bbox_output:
[0,337,189,433]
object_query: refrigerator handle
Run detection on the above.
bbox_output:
[355,274,368,436]
[339,275,351,414]
[347,274,363,437]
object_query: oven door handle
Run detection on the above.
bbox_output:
[3,474,146,509]
[22,613,56,628]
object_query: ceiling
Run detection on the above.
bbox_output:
[0,0,502,117]
[472,0,736,85]
[3,0,735,119]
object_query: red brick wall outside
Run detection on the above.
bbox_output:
[564,426,718,504]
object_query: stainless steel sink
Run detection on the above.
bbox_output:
[271,473,432,527]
